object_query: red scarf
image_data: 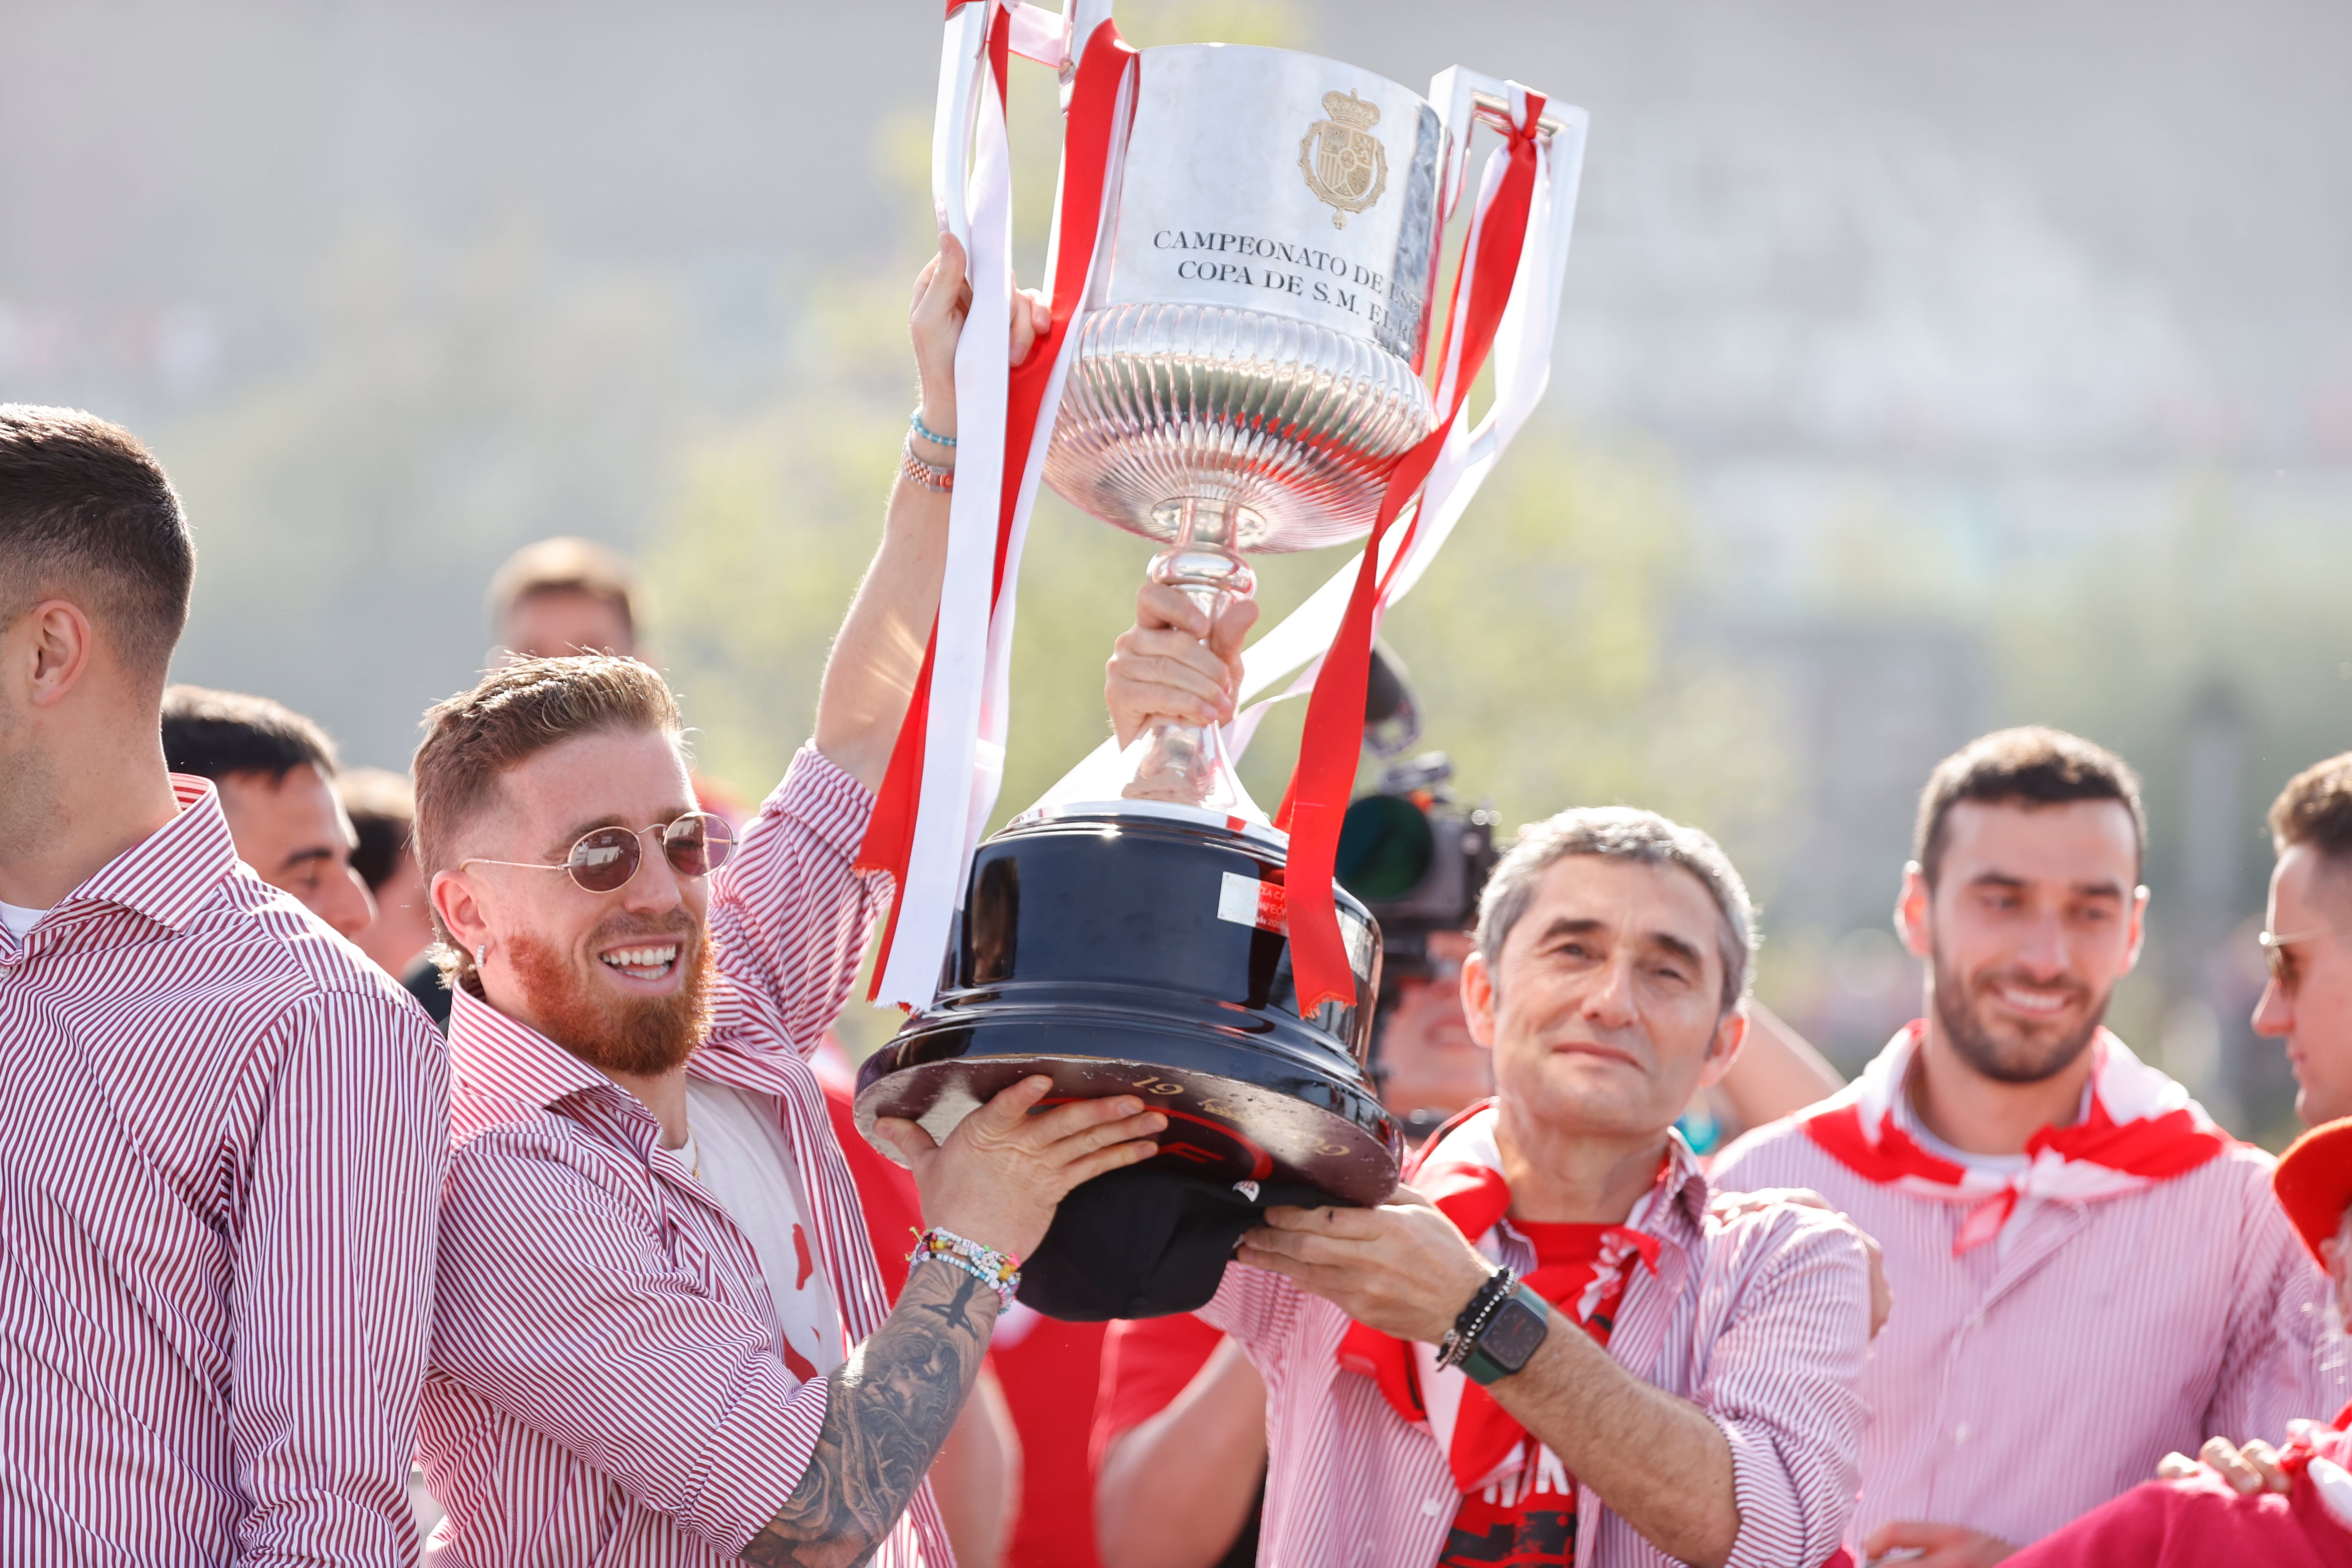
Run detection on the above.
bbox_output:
[1336,1102,1662,1492]
[1800,1022,2234,1254]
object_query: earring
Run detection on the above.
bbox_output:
[475,943,488,968]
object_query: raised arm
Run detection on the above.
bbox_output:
[814,234,1047,792]
[709,238,1047,1035]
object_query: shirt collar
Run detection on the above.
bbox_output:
[58,775,241,936]
[447,983,619,1112]
[1652,1127,1713,1234]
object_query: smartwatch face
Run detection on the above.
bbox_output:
[1481,1297,1549,1373]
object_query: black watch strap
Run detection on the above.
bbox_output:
[1460,1284,1552,1386]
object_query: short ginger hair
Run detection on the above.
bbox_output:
[2271,754,2352,867]
[1914,726,2145,886]
[411,655,683,979]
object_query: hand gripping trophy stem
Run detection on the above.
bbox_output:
[1124,498,1259,809]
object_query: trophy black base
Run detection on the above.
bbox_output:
[854,800,1401,1319]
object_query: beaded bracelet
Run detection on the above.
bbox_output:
[899,435,954,493]
[1436,1266,1519,1370]
[910,1226,1020,1307]
[909,408,958,449]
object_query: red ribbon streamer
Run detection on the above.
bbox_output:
[1277,95,1548,1013]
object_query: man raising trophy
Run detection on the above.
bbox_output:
[409,235,1197,1568]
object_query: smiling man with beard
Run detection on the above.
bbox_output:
[402,237,1170,1568]
[1714,726,2346,1566]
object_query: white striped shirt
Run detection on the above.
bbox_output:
[1713,1078,2350,1551]
[419,745,952,1568]
[0,774,451,1566]
[1200,1133,1874,1568]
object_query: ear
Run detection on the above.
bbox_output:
[1895,860,1934,961]
[1694,1002,1749,1092]
[431,867,492,957]
[1461,947,1498,1051]
[6,600,99,709]
[2121,884,2149,974]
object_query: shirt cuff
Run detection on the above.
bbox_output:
[1714,1411,1833,1568]
[682,1370,833,1555]
[766,743,878,866]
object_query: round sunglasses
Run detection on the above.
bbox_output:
[2260,927,2329,993]
[463,812,736,893]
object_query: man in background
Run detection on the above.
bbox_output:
[160,682,376,941]
[1715,726,2342,1565]
[487,533,642,663]
[2257,752,2352,1130]
[342,764,437,978]
[0,403,446,1564]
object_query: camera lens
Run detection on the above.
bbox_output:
[1336,794,1435,902]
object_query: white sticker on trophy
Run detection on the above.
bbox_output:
[1217,871,1287,935]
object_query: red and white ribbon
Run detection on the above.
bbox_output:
[858,2,1136,1008]
[1800,1022,2234,1255]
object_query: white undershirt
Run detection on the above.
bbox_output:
[0,900,46,940]
[677,1079,842,1383]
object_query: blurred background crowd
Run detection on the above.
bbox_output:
[11,0,2352,1562]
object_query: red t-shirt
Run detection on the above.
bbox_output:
[1090,1312,1228,1471]
[1438,1222,1631,1568]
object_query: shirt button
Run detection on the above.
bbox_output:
[1423,1498,1445,1517]
[1954,1422,1972,1445]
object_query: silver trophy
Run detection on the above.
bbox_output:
[857,3,1579,1319]
[1041,26,1560,805]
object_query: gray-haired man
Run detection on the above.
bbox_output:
[1214,807,1874,1568]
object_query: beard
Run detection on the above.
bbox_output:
[1930,945,2110,1085]
[508,912,715,1079]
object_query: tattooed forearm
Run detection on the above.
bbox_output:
[740,1261,998,1567]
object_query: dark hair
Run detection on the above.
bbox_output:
[160,685,340,783]
[338,766,416,893]
[0,405,194,682]
[2270,754,2352,865]
[412,654,683,983]
[1914,726,2145,886]
[486,536,642,647]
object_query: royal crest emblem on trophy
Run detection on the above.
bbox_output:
[1299,88,1390,228]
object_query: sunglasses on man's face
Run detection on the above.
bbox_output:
[2260,927,2330,992]
[464,812,736,894]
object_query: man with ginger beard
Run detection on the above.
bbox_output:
[1714,726,2344,1565]
[407,235,1166,1568]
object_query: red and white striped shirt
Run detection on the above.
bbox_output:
[1713,1030,2350,1552]
[1200,1130,1873,1568]
[419,746,952,1568]
[0,774,450,1567]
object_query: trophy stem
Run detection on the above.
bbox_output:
[1122,498,1261,809]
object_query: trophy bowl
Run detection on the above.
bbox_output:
[858,28,1544,1318]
